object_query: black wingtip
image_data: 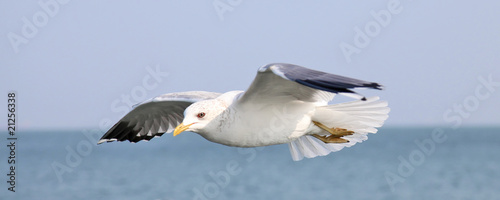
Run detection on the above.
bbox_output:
[360,82,383,90]
[370,83,384,90]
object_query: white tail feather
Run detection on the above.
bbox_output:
[288,96,389,161]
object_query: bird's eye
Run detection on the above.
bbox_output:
[197,112,206,118]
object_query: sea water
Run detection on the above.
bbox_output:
[1,127,499,200]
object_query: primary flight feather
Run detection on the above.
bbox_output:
[98,63,390,161]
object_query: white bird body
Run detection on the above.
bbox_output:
[98,63,390,161]
[192,90,316,147]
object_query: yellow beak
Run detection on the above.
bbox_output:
[173,123,192,136]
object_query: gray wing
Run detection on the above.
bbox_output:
[98,91,221,144]
[238,63,383,105]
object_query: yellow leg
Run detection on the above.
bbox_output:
[312,134,350,143]
[312,121,354,143]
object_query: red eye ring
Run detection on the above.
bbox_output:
[197,112,205,118]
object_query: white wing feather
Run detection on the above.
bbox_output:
[289,97,390,161]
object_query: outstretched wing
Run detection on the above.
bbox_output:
[237,63,383,105]
[98,91,221,144]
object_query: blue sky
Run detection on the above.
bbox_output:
[1,1,499,130]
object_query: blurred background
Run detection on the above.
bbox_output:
[1,1,499,199]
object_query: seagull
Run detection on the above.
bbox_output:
[98,63,389,161]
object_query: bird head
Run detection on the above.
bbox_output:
[173,99,227,136]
